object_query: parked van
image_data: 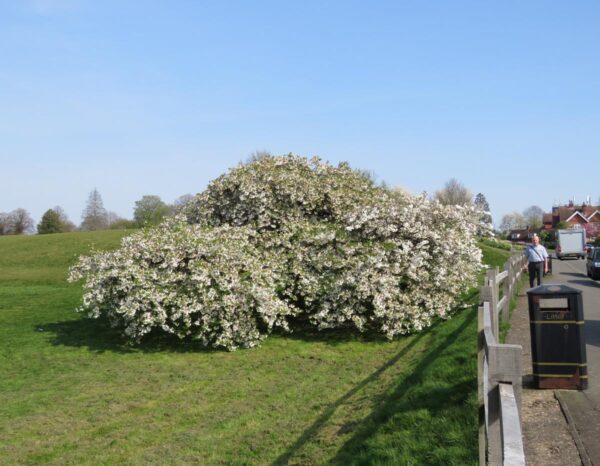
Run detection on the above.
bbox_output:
[556,229,586,260]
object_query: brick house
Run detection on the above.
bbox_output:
[547,202,600,240]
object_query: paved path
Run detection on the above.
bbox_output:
[505,275,581,465]
[548,257,600,465]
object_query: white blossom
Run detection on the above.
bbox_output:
[69,155,482,350]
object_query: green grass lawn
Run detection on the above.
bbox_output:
[0,232,509,465]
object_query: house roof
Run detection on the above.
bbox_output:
[588,210,600,222]
[565,211,589,223]
[553,205,600,222]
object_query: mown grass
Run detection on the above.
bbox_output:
[0,232,509,465]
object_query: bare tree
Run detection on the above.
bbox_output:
[245,150,272,164]
[7,208,35,234]
[106,211,124,227]
[499,212,526,232]
[434,178,473,206]
[81,189,108,231]
[0,212,9,235]
[522,205,544,229]
[170,193,195,215]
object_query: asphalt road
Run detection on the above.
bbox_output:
[546,256,600,465]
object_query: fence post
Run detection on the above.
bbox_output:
[480,284,497,338]
[478,305,487,466]
[502,261,511,322]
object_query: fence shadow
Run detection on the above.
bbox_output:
[270,308,476,465]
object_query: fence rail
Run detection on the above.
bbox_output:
[478,253,527,465]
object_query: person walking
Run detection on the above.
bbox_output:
[524,234,549,287]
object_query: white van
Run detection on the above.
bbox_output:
[556,229,586,260]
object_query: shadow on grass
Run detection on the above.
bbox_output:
[271,307,477,466]
[330,308,477,465]
[37,316,218,354]
[38,293,479,353]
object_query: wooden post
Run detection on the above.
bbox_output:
[499,384,526,466]
[502,261,511,322]
[480,284,497,338]
[478,305,487,466]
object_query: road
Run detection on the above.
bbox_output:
[548,256,600,465]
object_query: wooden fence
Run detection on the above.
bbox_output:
[478,253,527,465]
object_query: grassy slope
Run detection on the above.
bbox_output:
[0,232,509,465]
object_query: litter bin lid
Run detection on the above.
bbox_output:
[526,283,582,296]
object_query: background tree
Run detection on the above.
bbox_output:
[245,150,272,164]
[81,189,108,231]
[434,178,473,206]
[106,211,123,227]
[499,212,526,232]
[37,209,63,234]
[170,193,195,215]
[522,205,544,229]
[105,211,136,229]
[133,195,169,227]
[0,212,9,235]
[38,206,75,234]
[7,208,34,235]
[474,192,493,225]
[109,218,137,230]
[53,206,75,232]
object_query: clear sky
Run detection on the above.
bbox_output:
[1,1,599,228]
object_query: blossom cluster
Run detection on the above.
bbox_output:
[70,155,483,349]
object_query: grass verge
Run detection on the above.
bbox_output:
[0,232,506,465]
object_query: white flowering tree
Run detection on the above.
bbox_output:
[70,155,482,350]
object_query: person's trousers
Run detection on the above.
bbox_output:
[528,261,544,287]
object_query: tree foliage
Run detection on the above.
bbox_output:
[70,155,483,350]
[37,206,75,234]
[37,209,63,234]
[133,195,170,227]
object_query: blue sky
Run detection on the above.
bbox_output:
[1,1,599,227]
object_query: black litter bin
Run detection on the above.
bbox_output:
[527,284,587,390]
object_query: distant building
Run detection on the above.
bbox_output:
[545,201,600,240]
[508,227,541,242]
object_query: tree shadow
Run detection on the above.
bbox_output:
[561,272,587,277]
[38,298,474,353]
[36,316,218,354]
[270,308,476,465]
[277,322,392,346]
